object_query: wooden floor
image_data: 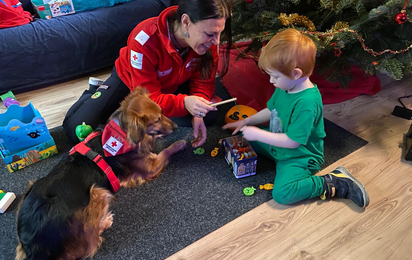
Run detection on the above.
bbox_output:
[10,69,412,260]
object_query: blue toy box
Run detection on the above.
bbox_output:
[0,103,58,172]
[221,136,257,178]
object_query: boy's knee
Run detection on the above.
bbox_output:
[272,184,297,205]
[272,189,292,205]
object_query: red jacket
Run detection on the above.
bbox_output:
[115,6,218,117]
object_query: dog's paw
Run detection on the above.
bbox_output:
[100,212,114,232]
[169,140,187,153]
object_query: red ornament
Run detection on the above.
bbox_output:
[334,48,342,57]
[245,0,254,3]
[395,10,408,24]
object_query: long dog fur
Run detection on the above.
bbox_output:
[15,87,186,260]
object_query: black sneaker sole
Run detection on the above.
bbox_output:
[335,166,370,208]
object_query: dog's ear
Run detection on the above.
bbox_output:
[118,86,150,145]
[126,116,146,145]
[134,86,149,97]
[116,110,143,145]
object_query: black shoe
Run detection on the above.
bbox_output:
[88,77,104,92]
[320,166,370,208]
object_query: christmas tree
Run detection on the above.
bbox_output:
[229,0,412,87]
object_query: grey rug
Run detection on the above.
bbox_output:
[0,80,367,260]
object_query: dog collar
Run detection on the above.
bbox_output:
[102,119,136,157]
[69,131,120,192]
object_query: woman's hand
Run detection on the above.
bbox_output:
[222,119,248,135]
[184,96,217,118]
[191,116,207,147]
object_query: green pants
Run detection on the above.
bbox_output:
[249,140,325,205]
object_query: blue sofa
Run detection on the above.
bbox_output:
[0,0,175,94]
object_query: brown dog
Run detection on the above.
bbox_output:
[15,87,186,260]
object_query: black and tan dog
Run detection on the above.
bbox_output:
[15,87,186,260]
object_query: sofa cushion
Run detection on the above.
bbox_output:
[160,0,177,7]
[0,0,168,93]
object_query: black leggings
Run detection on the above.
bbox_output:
[63,67,218,143]
[63,67,130,143]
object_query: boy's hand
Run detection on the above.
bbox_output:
[240,126,262,141]
[222,120,247,135]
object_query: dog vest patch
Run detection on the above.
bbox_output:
[102,120,136,157]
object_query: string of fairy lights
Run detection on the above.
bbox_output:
[302,28,412,57]
[231,25,412,60]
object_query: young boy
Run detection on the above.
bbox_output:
[222,28,369,208]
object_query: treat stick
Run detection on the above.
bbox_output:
[210,97,237,107]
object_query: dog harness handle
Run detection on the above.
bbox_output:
[69,131,121,192]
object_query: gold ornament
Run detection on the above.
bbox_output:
[278,13,316,32]
[330,21,350,32]
[323,22,350,42]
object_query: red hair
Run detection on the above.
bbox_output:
[258,28,317,78]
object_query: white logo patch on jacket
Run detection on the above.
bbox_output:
[130,50,143,70]
[157,67,173,77]
[135,30,150,46]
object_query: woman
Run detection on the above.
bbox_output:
[63,0,232,147]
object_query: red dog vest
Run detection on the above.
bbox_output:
[69,131,121,192]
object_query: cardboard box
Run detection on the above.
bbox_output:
[0,102,58,172]
[221,136,257,178]
[31,0,75,19]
